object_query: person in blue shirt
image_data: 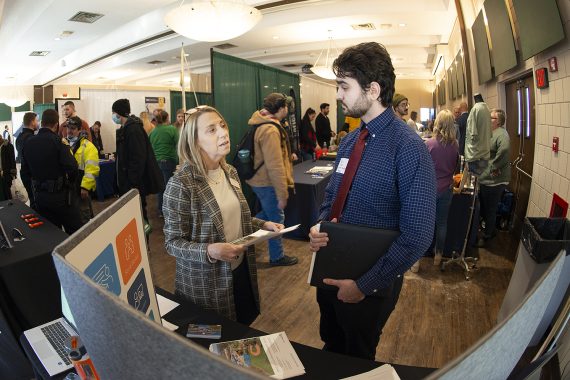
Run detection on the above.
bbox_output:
[309,42,437,360]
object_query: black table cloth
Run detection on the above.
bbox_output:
[0,200,68,378]
[284,160,334,239]
[95,159,117,201]
[158,288,435,380]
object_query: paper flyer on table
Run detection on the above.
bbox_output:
[209,331,305,379]
[230,224,300,247]
[156,293,179,316]
[340,364,400,380]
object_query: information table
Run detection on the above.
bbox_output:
[0,200,68,378]
[284,160,335,239]
[95,159,117,201]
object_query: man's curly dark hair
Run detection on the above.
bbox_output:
[333,42,395,108]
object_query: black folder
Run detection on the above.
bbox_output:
[309,222,400,290]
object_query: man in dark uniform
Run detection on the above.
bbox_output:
[16,112,38,209]
[21,109,83,234]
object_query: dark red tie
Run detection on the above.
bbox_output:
[329,127,369,221]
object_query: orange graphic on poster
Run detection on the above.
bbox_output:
[116,219,142,284]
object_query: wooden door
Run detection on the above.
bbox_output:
[505,73,535,236]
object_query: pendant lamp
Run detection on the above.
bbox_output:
[310,35,338,80]
[164,0,262,42]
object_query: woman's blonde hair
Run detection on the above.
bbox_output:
[178,106,228,178]
[433,109,457,146]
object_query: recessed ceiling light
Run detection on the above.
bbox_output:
[398,23,406,27]
[351,23,376,31]
[273,36,279,40]
[29,51,50,56]
[54,37,61,41]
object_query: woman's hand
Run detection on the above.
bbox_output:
[263,221,284,232]
[207,243,246,262]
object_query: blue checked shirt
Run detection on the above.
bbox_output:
[319,108,436,295]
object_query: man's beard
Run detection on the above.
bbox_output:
[342,93,373,118]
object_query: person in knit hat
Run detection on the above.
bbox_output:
[392,93,409,120]
[112,98,131,118]
[112,99,164,229]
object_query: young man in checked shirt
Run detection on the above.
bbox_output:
[309,42,437,360]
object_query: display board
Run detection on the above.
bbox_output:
[455,53,465,97]
[484,0,517,76]
[62,190,160,323]
[471,10,493,84]
[513,0,565,61]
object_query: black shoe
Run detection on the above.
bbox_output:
[270,255,298,266]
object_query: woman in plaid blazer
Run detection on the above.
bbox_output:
[163,106,283,324]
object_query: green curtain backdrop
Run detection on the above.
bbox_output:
[336,100,345,131]
[169,91,213,119]
[33,103,56,120]
[212,50,300,159]
[15,101,31,112]
[211,50,300,209]
[0,104,10,121]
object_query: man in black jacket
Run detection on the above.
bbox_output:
[0,136,17,200]
[315,103,335,148]
[112,99,164,224]
[21,109,83,234]
[16,112,38,209]
[457,101,469,156]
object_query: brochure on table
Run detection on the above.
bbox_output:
[209,331,305,379]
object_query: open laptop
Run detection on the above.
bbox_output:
[23,287,78,376]
[24,190,161,377]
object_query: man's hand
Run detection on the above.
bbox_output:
[291,153,298,161]
[277,199,287,210]
[308,218,336,252]
[323,278,365,303]
[80,188,89,200]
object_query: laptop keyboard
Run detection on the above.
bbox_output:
[40,322,72,365]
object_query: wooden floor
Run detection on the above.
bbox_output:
[94,194,519,370]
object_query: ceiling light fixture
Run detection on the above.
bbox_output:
[0,86,29,108]
[164,0,262,42]
[310,33,339,80]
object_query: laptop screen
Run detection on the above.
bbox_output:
[61,287,76,330]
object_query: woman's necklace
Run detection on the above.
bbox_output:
[207,168,223,185]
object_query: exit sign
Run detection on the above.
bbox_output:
[536,68,549,89]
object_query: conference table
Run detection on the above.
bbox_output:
[20,287,434,380]
[158,288,435,379]
[284,160,334,239]
[95,159,117,201]
[0,200,68,379]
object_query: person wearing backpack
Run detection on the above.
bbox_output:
[246,93,298,266]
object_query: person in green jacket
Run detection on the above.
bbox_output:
[477,108,510,247]
[149,109,179,217]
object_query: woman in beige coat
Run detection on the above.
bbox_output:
[163,106,283,324]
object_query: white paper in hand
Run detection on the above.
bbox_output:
[231,224,300,247]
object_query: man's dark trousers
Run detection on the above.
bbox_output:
[316,275,404,360]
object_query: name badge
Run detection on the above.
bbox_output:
[230,178,241,188]
[336,158,349,174]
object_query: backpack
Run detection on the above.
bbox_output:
[232,121,282,180]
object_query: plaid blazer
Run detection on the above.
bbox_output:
[163,161,265,320]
